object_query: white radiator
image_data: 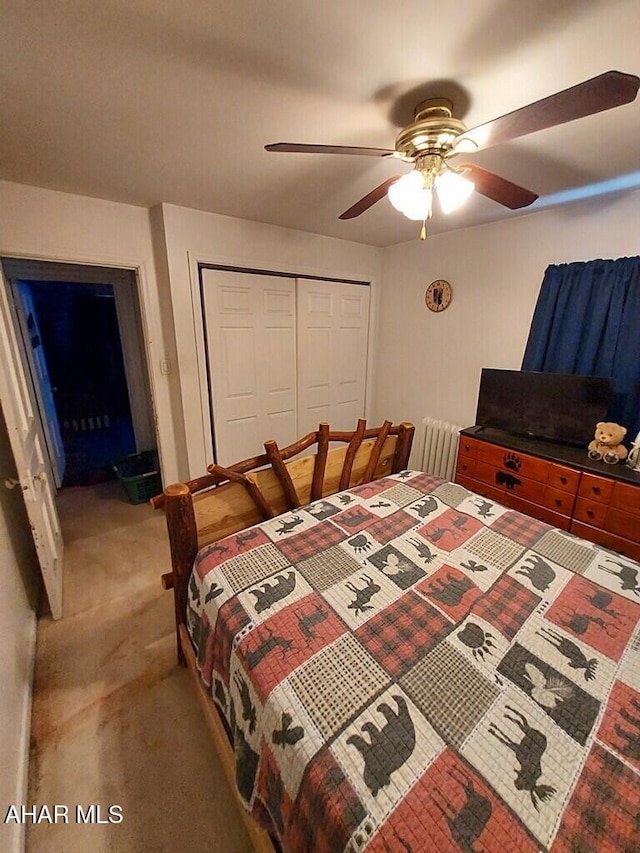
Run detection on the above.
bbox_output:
[419,416,463,481]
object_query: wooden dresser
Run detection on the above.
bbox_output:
[455,426,640,562]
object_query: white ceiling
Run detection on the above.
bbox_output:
[1,0,639,248]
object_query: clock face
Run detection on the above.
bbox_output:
[425,279,452,312]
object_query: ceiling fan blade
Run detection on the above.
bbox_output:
[339,176,401,219]
[460,164,538,209]
[265,142,395,157]
[455,70,640,153]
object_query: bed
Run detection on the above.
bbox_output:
[155,420,640,853]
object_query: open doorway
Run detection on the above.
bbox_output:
[0,257,158,619]
[2,259,156,490]
[24,279,136,485]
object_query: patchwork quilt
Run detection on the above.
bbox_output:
[187,471,640,853]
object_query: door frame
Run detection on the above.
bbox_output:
[0,253,162,616]
[1,258,158,467]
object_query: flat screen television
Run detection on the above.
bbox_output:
[475,369,614,447]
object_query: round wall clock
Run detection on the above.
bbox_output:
[425,279,452,312]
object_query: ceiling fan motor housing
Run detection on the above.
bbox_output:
[394,98,466,159]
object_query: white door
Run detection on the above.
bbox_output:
[297,279,370,435]
[0,270,63,619]
[202,269,297,465]
[11,280,66,487]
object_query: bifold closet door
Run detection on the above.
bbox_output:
[296,279,370,435]
[202,269,296,465]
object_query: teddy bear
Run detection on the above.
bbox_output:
[588,421,628,464]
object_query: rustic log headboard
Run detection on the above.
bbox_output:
[152,419,415,664]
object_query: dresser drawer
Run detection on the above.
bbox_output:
[547,464,580,494]
[570,521,640,562]
[543,486,575,516]
[579,473,614,503]
[573,497,608,527]
[456,475,569,530]
[455,455,476,479]
[611,480,640,515]
[493,488,570,530]
[605,506,640,544]
[474,461,546,504]
[455,472,478,491]
[476,443,550,483]
[458,436,479,459]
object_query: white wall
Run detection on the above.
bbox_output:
[373,189,640,462]
[0,181,183,484]
[159,204,383,478]
[0,407,39,853]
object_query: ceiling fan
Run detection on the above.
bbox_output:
[266,71,640,238]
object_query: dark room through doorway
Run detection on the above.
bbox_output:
[2,259,156,489]
[27,280,134,485]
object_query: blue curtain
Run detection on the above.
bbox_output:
[522,257,640,444]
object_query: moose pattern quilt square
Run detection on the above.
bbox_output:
[186,471,640,853]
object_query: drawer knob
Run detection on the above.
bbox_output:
[560,476,567,485]
[462,463,468,471]
[587,509,594,518]
[592,486,601,495]
[555,499,562,507]
[464,443,471,451]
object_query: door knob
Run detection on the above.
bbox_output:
[4,477,20,490]
[34,471,47,483]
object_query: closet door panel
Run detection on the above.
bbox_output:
[335,287,369,424]
[221,328,257,407]
[297,279,369,434]
[335,399,360,428]
[297,284,332,435]
[264,326,296,409]
[265,328,295,406]
[203,269,296,464]
[264,324,297,448]
[299,319,330,436]
[335,326,362,402]
[225,416,261,464]
[207,283,260,462]
[263,285,296,444]
[303,327,332,418]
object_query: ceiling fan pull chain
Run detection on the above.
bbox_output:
[420,220,427,240]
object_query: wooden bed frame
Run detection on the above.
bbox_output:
[152,419,414,852]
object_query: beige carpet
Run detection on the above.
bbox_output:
[27,480,252,853]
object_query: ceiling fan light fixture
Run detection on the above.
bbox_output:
[435,168,475,213]
[388,171,433,221]
[403,188,434,221]
[388,162,474,222]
